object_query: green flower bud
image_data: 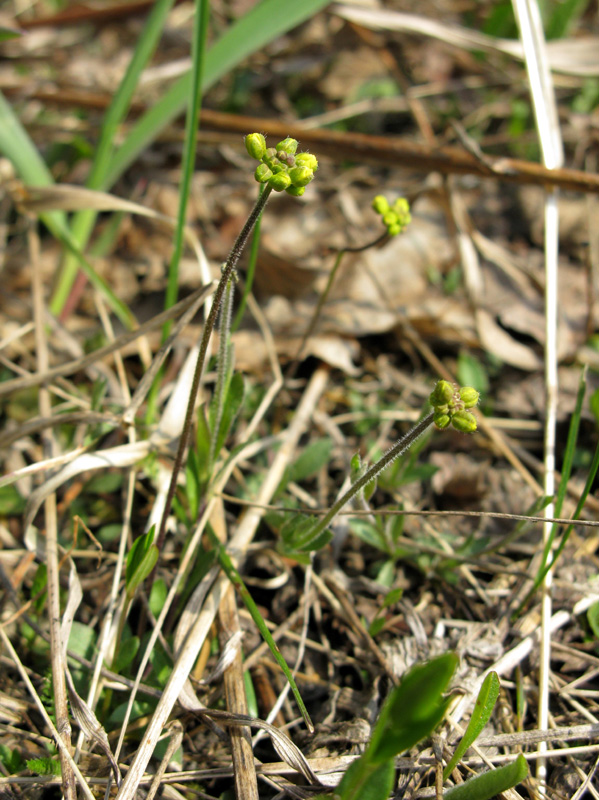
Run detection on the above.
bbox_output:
[434,412,451,429]
[270,161,287,174]
[393,197,411,226]
[451,410,477,433]
[429,380,454,408]
[255,163,273,183]
[383,211,397,228]
[285,185,305,197]
[289,166,314,187]
[295,152,318,171]
[269,172,292,192]
[276,137,298,155]
[388,222,402,236]
[245,132,266,160]
[372,195,390,215]
[459,386,479,408]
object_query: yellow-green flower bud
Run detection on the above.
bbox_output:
[276,137,298,155]
[430,380,454,408]
[289,166,314,187]
[433,412,451,429]
[245,132,266,160]
[459,386,479,408]
[393,197,411,226]
[383,211,397,228]
[451,410,477,433]
[285,185,305,197]
[295,152,318,171]
[269,172,292,192]
[372,195,390,215]
[254,163,273,183]
[388,222,402,236]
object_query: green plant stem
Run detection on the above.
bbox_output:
[155,185,273,552]
[231,185,266,332]
[295,411,435,550]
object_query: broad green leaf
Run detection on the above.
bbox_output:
[0,745,24,773]
[457,351,489,395]
[367,652,458,764]
[443,754,529,800]
[443,672,500,780]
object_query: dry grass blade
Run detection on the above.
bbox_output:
[0,282,215,397]
[333,4,599,76]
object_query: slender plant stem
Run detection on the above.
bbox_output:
[295,411,435,550]
[155,185,273,551]
[231,184,266,332]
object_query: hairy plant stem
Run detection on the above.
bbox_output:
[155,185,273,552]
[296,410,435,550]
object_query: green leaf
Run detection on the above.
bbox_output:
[443,754,529,800]
[26,758,62,776]
[590,387,599,428]
[0,26,22,41]
[149,578,168,617]
[443,672,500,780]
[112,636,140,675]
[125,526,159,597]
[0,745,25,773]
[457,351,489,395]
[212,371,245,460]
[105,0,332,187]
[287,438,332,484]
[336,757,395,800]
[367,653,458,764]
[0,484,25,514]
[588,602,599,640]
[349,518,388,553]
[281,514,332,553]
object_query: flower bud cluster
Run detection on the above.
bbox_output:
[371,195,411,236]
[245,133,318,196]
[429,380,479,433]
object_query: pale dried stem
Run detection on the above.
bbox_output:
[29,221,78,800]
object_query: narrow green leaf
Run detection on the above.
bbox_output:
[207,526,313,732]
[443,672,500,780]
[287,438,332,484]
[212,371,245,460]
[443,754,529,800]
[0,26,23,41]
[126,526,159,596]
[105,0,332,187]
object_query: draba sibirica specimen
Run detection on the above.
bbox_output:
[429,380,479,433]
[372,194,412,236]
[245,133,318,196]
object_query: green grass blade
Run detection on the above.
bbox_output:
[207,526,313,732]
[443,672,500,780]
[164,0,210,319]
[0,90,67,235]
[52,0,176,314]
[105,0,332,187]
